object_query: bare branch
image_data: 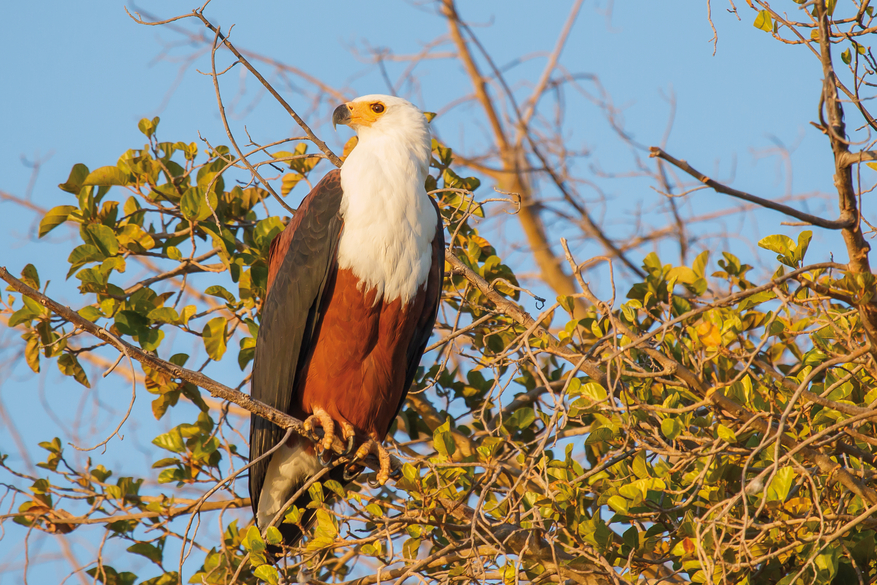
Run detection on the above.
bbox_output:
[649,146,855,229]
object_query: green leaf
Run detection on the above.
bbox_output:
[82,166,130,187]
[243,525,266,553]
[8,305,38,327]
[324,479,346,498]
[78,306,103,322]
[116,224,155,252]
[202,317,228,360]
[557,295,575,316]
[254,217,284,249]
[140,573,178,585]
[151,457,179,469]
[177,305,196,326]
[579,382,607,402]
[433,418,456,457]
[716,424,737,444]
[38,205,78,238]
[607,495,629,515]
[796,230,812,264]
[766,466,796,502]
[157,468,183,484]
[284,506,303,525]
[504,407,536,431]
[90,465,112,483]
[757,234,794,256]
[58,354,90,388]
[181,187,218,221]
[152,428,185,453]
[66,245,104,278]
[254,565,279,585]
[39,437,62,453]
[24,335,40,373]
[842,48,852,65]
[738,290,776,311]
[661,418,683,441]
[264,526,282,545]
[137,117,160,138]
[281,172,304,195]
[314,508,338,538]
[86,566,136,585]
[753,10,772,32]
[692,250,709,278]
[19,264,40,290]
[403,537,421,559]
[205,285,236,304]
[308,481,324,505]
[642,252,662,276]
[84,224,119,257]
[147,307,180,324]
[58,163,90,194]
[181,187,203,220]
[126,542,163,565]
[666,266,698,284]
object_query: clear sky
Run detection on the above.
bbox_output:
[0,1,850,582]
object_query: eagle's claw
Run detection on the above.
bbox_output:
[368,465,400,486]
[352,438,392,486]
[340,433,356,458]
[317,447,334,467]
[342,463,363,482]
[303,408,335,452]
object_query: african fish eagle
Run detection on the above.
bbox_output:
[249,94,444,552]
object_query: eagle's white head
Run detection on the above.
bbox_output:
[331,94,437,304]
[332,94,431,178]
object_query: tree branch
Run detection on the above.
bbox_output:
[0,266,386,470]
[814,1,877,351]
[440,0,588,314]
[649,147,855,230]
[126,6,343,168]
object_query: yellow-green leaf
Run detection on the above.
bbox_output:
[152,428,185,453]
[607,495,629,515]
[38,205,78,238]
[766,466,796,502]
[82,166,130,187]
[661,418,683,441]
[202,317,228,360]
[254,565,279,585]
[58,163,90,194]
[716,424,738,444]
[58,354,90,388]
[753,10,772,32]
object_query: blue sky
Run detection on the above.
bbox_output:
[0,1,853,582]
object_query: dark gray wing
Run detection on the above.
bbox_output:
[249,169,344,521]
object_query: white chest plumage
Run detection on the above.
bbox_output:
[336,129,436,305]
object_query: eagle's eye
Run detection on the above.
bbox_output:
[371,103,385,114]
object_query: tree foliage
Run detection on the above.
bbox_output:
[4,1,877,584]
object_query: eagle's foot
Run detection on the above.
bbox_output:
[352,438,392,486]
[303,407,335,453]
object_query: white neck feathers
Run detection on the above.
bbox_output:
[336,99,436,305]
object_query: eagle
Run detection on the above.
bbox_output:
[249,94,444,551]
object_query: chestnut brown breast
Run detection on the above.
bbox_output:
[292,268,430,440]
